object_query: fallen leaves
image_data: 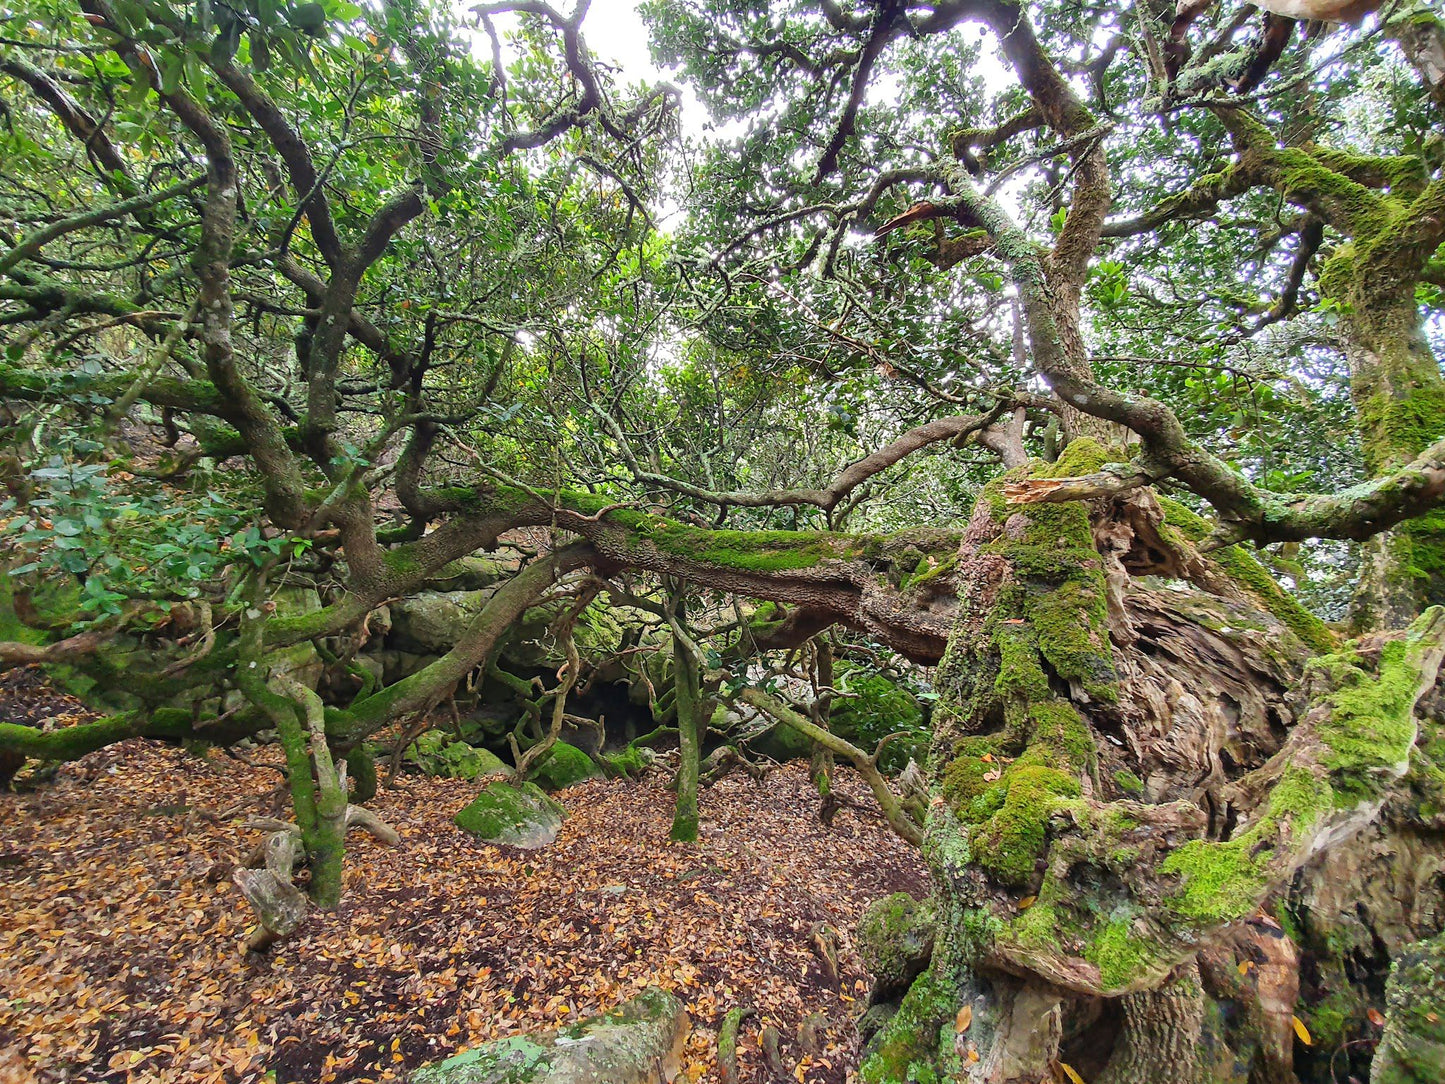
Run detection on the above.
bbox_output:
[0,733,926,1084]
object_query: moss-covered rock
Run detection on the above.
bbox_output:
[749,717,815,762]
[454,781,566,849]
[856,893,936,999]
[602,744,653,778]
[408,730,507,780]
[267,586,326,691]
[389,590,497,655]
[525,741,598,790]
[409,986,688,1084]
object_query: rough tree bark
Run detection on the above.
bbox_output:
[858,439,1445,1083]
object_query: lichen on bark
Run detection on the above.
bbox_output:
[862,435,1445,1081]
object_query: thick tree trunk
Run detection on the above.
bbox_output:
[1097,963,1205,1084]
[859,443,1445,1082]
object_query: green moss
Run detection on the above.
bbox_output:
[412,988,682,1083]
[976,442,1119,704]
[1274,147,1392,238]
[1087,917,1158,990]
[525,740,597,790]
[1310,146,1427,197]
[407,730,507,780]
[1157,496,1334,653]
[346,746,377,803]
[1009,898,1061,951]
[0,572,45,645]
[857,969,956,1084]
[453,780,565,846]
[905,553,957,590]
[1356,381,1445,477]
[750,716,815,762]
[1160,764,1330,926]
[934,443,1127,892]
[1314,631,1434,804]
[1113,768,1144,796]
[381,546,425,577]
[602,744,650,777]
[1304,988,1362,1050]
[967,765,1082,888]
[939,735,1006,807]
[1377,930,1445,1078]
[1160,839,1271,925]
[856,893,936,988]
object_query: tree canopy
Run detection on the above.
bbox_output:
[3,0,1445,1080]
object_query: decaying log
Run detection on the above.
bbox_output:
[233,826,305,952]
[759,1024,787,1080]
[346,803,401,845]
[235,802,399,951]
[700,744,767,786]
[809,922,841,990]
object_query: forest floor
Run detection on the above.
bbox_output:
[0,671,926,1084]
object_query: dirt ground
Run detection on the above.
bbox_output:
[0,727,926,1084]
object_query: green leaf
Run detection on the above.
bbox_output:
[124,65,153,106]
[210,18,242,64]
[287,1,327,33]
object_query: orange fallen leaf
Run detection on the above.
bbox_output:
[1367,1008,1385,1027]
[955,1005,972,1033]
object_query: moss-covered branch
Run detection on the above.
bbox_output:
[739,685,923,846]
[0,706,260,761]
[0,359,234,417]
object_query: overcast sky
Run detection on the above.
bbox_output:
[580,0,665,80]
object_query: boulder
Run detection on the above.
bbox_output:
[410,987,689,1084]
[454,780,566,849]
[526,741,598,790]
[856,892,936,1001]
[268,585,326,690]
[424,555,513,592]
[748,719,814,763]
[408,730,508,780]
[389,590,496,655]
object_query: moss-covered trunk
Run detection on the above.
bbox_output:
[860,443,1445,1082]
[1335,291,1445,630]
[1301,254,1445,1081]
[669,627,703,843]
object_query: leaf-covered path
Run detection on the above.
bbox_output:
[1,731,925,1084]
